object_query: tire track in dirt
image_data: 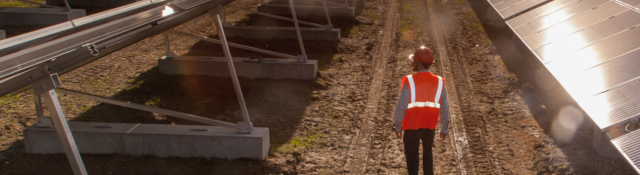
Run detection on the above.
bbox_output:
[342,0,400,173]
[425,0,473,174]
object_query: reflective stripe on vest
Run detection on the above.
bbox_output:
[406,75,443,109]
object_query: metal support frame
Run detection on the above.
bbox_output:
[299,0,342,6]
[169,30,302,61]
[62,0,72,12]
[288,0,308,63]
[212,6,253,133]
[163,33,177,59]
[54,88,238,129]
[32,91,53,128]
[227,6,325,28]
[322,0,332,27]
[30,68,87,175]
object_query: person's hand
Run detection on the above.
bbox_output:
[396,132,402,139]
[439,133,447,141]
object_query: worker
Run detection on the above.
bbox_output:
[393,46,449,175]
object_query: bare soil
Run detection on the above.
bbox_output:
[0,0,637,174]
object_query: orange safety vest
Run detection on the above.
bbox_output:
[400,72,445,130]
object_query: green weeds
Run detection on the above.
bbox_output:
[276,129,322,154]
[349,28,359,36]
[0,0,45,7]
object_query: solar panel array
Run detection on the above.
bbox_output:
[488,0,640,172]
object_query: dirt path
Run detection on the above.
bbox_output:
[424,0,472,174]
[342,0,399,173]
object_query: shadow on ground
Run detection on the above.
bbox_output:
[0,5,371,174]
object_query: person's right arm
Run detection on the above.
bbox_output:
[393,81,410,138]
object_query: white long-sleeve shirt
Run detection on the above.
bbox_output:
[393,70,450,134]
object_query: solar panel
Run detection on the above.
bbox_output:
[498,0,550,19]
[532,9,640,63]
[554,48,640,100]
[545,26,640,80]
[512,0,611,38]
[489,0,640,172]
[579,76,640,131]
[488,0,505,5]
[617,0,640,7]
[612,128,640,172]
[506,0,578,28]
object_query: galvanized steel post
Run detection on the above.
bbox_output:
[212,6,253,134]
[323,0,332,27]
[287,0,308,63]
[31,72,87,175]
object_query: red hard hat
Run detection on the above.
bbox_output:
[410,46,434,64]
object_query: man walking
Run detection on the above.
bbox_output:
[394,46,449,175]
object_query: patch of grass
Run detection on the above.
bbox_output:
[365,9,379,19]
[236,16,251,26]
[80,104,94,112]
[503,73,516,81]
[277,129,322,154]
[500,84,511,92]
[146,96,162,106]
[0,0,45,7]
[471,22,485,33]
[316,54,338,71]
[349,28,359,36]
[0,94,20,106]
[401,3,412,13]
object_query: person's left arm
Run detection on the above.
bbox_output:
[439,87,450,140]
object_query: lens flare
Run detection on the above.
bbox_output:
[551,106,584,144]
[408,54,414,60]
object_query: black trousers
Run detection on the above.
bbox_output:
[403,128,435,175]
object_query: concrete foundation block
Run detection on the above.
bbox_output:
[158,56,318,80]
[24,122,270,160]
[24,122,135,154]
[0,30,5,39]
[257,4,354,18]
[0,8,86,27]
[223,26,340,41]
[593,126,622,159]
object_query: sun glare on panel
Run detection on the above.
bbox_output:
[162,6,175,17]
[540,10,610,139]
